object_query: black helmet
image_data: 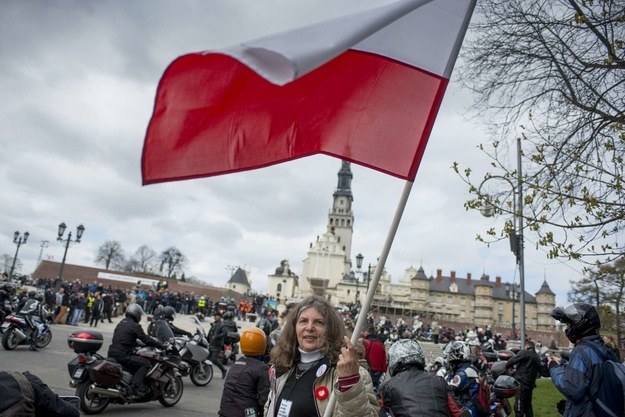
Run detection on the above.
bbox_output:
[125,303,144,323]
[27,290,37,298]
[162,306,176,321]
[223,311,234,320]
[34,293,44,302]
[551,303,600,343]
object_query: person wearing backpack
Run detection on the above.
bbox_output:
[505,339,541,417]
[549,303,624,417]
[444,340,491,417]
[362,325,387,393]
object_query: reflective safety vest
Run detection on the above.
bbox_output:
[198,299,206,307]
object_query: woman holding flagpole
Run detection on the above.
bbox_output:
[264,295,379,417]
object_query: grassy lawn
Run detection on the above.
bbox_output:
[515,378,565,417]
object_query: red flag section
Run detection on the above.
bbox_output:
[142,50,447,184]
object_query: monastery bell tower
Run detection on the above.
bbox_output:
[329,161,354,274]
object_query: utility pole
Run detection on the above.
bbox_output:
[37,240,49,265]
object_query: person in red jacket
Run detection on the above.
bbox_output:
[362,325,387,393]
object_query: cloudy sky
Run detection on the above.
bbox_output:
[1,0,583,305]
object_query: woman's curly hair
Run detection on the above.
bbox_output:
[270,295,346,373]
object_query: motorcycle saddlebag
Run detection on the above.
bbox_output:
[91,360,123,387]
[493,375,520,399]
[67,330,103,353]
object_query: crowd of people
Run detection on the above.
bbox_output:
[3,274,624,417]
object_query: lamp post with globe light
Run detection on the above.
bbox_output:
[9,231,29,278]
[477,137,526,347]
[355,253,364,305]
[57,223,85,281]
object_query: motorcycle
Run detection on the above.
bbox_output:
[67,330,184,414]
[488,361,519,417]
[175,326,214,386]
[148,315,214,386]
[481,339,514,363]
[1,313,52,350]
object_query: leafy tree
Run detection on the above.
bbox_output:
[568,269,602,306]
[455,0,625,264]
[569,258,625,346]
[95,240,125,270]
[159,247,187,278]
[130,245,157,273]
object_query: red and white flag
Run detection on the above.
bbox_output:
[142,0,476,185]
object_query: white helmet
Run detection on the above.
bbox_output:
[388,339,425,376]
[444,341,470,362]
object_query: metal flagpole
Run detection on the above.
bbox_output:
[323,180,414,417]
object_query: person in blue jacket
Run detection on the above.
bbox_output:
[549,303,621,417]
[444,340,488,417]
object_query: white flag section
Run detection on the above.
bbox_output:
[221,0,472,85]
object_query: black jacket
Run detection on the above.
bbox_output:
[506,348,541,387]
[210,319,237,349]
[381,365,456,417]
[108,317,161,358]
[0,371,80,417]
[218,356,270,417]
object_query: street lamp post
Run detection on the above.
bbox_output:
[355,253,364,305]
[367,263,372,291]
[9,231,29,278]
[478,137,526,347]
[57,222,85,281]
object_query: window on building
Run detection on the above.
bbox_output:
[277,283,282,292]
[460,298,466,306]
[498,314,503,322]
[347,220,351,226]
[499,303,504,311]
[460,311,466,319]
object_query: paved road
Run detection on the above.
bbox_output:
[0,315,244,416]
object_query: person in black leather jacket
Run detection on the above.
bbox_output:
[160,306,192,338]
[0,370,80,417]
[209,311,238,379]
[219,327,270,417]
[380,339,469,417]
[107,303,164,397]
[506,340,541,417]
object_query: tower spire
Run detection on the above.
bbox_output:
[334,160,353,199]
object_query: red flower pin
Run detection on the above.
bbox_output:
[315,386,329,401]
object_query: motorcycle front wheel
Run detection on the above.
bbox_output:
[34,330,52,348]
[158,375,183,407]
[2,328,19,350]
[77,382,110,414]
[190,362,213,386]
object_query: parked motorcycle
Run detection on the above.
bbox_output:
[481,339,514,363]
[1,313,52,350]
[67,330,183,414]
[488,361,519,417]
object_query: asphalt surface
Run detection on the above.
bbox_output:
[0,314,254,416]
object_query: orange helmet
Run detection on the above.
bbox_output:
[240,327,267,357]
